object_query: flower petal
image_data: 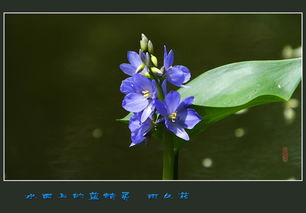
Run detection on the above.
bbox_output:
[139,65,149,75]
[129,116,152,147]
[155,100,168,117]
[120,63,136,76]
[164,91,181,114]
[151,80,158,99]
[165,120,190,141]
[179,108,202,129]
[133,74,155,93]
[141,101,155,123]
[120,77,136,94]
[127,51,142,67]
[166,67,185,87]
[174,65,191,83]
[163,45,168,58]
[157,117,165,123]
[129,113,141,132]
[122,93,148,112]
[130,130,146,147]
[164,49,174,69]
[161,79,167,96]
[140,121,152,136]
[139,50,150,65]
[177,96,194,112]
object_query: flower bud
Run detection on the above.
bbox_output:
[140,40,147,51]
[142,71,152,78]
[140,33,148,51]
[150,55,158,67]
[139,51,150,65]
[139,49,149,65]
[136,63,145,73]
[141,33,148,43]
[150,67,163,76]
[148,40,154,53]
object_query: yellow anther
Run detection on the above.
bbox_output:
[142,90,151,98]
[168,112,177,121]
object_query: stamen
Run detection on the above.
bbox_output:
[142,90,151,98]
[168,112,177,122]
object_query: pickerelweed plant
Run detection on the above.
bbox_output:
[118,34,301,180]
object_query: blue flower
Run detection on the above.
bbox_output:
[120,50,150,76]
[129,112,153,147]
[163,46,191,87]
[121,74,157,122]
[155,91,202,141]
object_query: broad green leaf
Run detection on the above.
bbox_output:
[116,114,132,123]
[179,58,301,107]
[118,58,301,150]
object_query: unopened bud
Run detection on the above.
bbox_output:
[140,40,147,51]
[140,51,150,65]
[148,40,153,53]
[140,34,148,51]
[136,63,145,73]
[139,49,149,65]
[151,67,163,76]
[151,55,158,67]
[142,71,152,78]
[141,33,148,43]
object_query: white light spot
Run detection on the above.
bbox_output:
[235,108,248,115]
[287,176,296,180]
[278,84,281,88]
[92,128,103,139]
[282,45,293,58]
[234,128,245,138]
[293,46,302,57]
[202,158,213,168]
[283,108,295,124]
[285,98,299,109]
[282,45,301,59]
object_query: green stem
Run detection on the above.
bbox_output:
[146,65,177,179]
[156,82,164,100]
[173,151,179,180]
[148,68,164,100]
[162,130,179,180]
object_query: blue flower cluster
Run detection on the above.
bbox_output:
[120,34,202,147]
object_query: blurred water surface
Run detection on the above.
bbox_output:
[5,14,301,180]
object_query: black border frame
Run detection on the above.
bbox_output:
[0,0,305,211]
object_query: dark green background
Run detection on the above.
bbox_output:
[5,14,301,180]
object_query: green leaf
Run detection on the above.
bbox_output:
[116,113,132,123]
[118,58,301,150]
[179,58,301,107]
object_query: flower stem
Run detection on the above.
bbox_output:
[147,69,164,100]
[162,129,179,180]
[156,82,164,100]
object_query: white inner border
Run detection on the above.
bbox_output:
[2,12,303,182]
